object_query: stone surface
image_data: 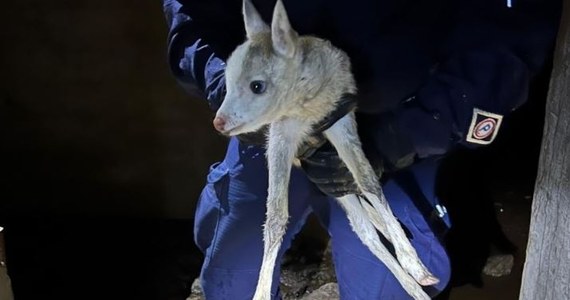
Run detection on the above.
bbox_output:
[280,242,337,300]
[483,254,514,277]
[186,278,204,300]
[301,283,339,300]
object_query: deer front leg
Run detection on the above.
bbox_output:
[253,118,308,300]
[324,113,439,286]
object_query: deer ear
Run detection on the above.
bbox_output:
[271,0,298,58]
[243,0,269,39]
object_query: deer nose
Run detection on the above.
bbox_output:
[213,116,226,132]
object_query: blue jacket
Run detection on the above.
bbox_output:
[162,0,561,164]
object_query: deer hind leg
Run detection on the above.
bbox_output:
[361,191,439,286]
[324,113,439,286]
[336,194,431,300]
[253,118,308,300]
[359,194,388,237]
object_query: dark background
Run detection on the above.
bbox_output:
[0,1,555,299]
[0,0,226,219]
[0,1,224,299]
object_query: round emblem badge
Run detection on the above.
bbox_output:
[474,118,497,139]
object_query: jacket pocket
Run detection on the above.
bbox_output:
[194,161,230,253]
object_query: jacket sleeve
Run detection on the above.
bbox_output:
[162,0,227,111]
[368,0,562,164]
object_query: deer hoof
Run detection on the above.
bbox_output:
[418,274,439,286]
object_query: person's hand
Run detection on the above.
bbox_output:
[296,94,366,198]
[300,105,418,198]
[299,141,364,197]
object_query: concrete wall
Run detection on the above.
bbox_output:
[0,1,227,218]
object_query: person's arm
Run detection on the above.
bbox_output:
[301,0,562,197]
[367,0,562,163]
[162,0,229,111]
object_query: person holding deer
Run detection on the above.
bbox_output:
[162,0,560,298]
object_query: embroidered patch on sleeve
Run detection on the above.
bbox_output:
[466,108,503,145]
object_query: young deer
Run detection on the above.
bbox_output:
[212,1,439,299]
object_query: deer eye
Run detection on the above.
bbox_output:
[250,80,267,94]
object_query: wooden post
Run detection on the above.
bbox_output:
[0,227,14,300]
[520,2,570,299]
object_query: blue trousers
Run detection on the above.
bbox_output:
[194,138,451,299]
